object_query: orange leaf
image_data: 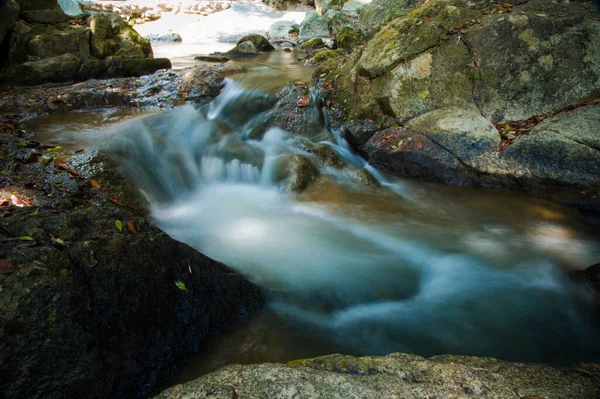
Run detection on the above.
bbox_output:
[90,180,101,189]
[417,142,423,149]
[0,259,15,274]
[384,135,393,140]
[322,81,332,89]
[127,220,137,234]
[421,16,431,21]
[108,197,124,206]
[54,158,80,177]
[565,109,574,116]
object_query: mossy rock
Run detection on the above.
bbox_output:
[300,37,325,49]
[310,49,343,65]
[122,58,172,77]
[359,0,419,39]
[236,34,275,52]
[335,26,361,51]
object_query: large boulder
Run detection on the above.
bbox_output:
[236,34,275,52]
[358,0,419,38]
[153,353,600,398]
[0,0,20,46]
[267,20,298,43]
[25,24,90,60]
[0,53,81,85]
[298,11,330,43]
[315,0,345,15]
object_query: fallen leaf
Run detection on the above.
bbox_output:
[565,109,574,116]
[105,98,110,105]
[108,197,125,206]
[115,220,123,232]
[322,81,332,89]
[127,220,137,234]
[0,259,16,274]
[54,158,80,177]
[175,281,188,291]
[417,142,423,149]
[384,135,393,140]
[421,16,431,21]
[29,208,39,216]
[502,2,514,7]
[50,235,66,246]
[391,145,397,149]
[10,194,29,207]
[535,13,548,17]
[297,95,310,107]
[18,236,35,241]
[90,180,101,189]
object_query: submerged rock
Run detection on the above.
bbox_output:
[153,352,600,398]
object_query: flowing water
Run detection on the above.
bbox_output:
[27,78,600,388]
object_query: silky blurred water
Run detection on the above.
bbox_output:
[27,79,600,389]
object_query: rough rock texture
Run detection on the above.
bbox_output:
[315,0,600,201]
[153,353,600,399]
[1,7,157,85]
[315,0,345,15]
[358,0,418,38]
[299,11,330,43]
[0,206,263,399]
[226,40,259,57]
[324,9,357,37]
[0,63,247,115]
[268,20,298,43]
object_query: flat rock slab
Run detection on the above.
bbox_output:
[153,353,600,399]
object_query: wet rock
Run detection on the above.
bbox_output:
[300,37,325,50]
[236,34,275,52]
[194,55,231,63]
[342,119,378,147]
[226,40,259,57]
[264,83,333,142]
[89,13,111,59]
[0,204,263,399]
[281,154,320,193]
[309,143,346,169]
[122,58,172,77]
[298,11,330,43]
[0,0,20,46]
[305,49,343,66]
[144,33,183,43]
[153,353,600,399]
[572,263,600,302]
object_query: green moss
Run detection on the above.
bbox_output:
[519,28,540,51]
[301,37,325,49]
[312,49,343,63]
[335,27,362,51]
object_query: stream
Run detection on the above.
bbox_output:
[23,10,600,390]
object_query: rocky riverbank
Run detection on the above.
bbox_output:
[0,64,262,399]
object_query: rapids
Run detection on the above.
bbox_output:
[29,78,600,384]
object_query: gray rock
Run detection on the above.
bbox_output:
[144,33,183,43]
[342,0,367,17]
[267,20,298,42]
[324,9,357,37]
[226,40,258,57]
[315,0,345,15]
[298,11,330,43]
[236,33,274,52]
[57,0,81,16]
[343,119,378,147]
[153,353,600,399]
[358,0,418,38]
[0,0,20,46]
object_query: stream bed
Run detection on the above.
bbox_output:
[23,54,600,394]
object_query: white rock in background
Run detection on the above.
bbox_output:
[58,0,82,16]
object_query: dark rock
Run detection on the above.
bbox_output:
[20,9,69,24]
[122,57,172,77]
[226,41,259,57]
[24,24,91,60]
[0,0,20,46]
[0,204,263,399]
[335,26,361,51]
[194,55,231,63]
[18,0,62,11]
[0,53,81,85]
[236,34,275,52]
[342,119,378,147]
[572,264,600,301]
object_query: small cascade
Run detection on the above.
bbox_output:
[108,79,600,366]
